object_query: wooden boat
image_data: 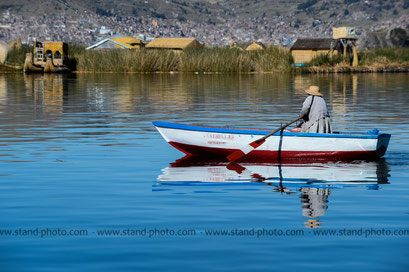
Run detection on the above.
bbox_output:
[43,58,71,73]
[23,53,43,73]
[24,41,71,73]
[153,121,391,161]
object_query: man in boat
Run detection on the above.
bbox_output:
[299,85,332,133]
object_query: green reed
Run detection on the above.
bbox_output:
[5,45,33,66]
[358,48,409,65]
[304,54,346,67]
[71,45,293,73]
[304,48,409,68]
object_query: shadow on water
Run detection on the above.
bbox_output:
[155,156,391,228]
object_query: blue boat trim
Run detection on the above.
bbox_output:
[152,121,388,139]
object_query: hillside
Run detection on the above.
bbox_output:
[0,0,408,46]
[2,0,409,24]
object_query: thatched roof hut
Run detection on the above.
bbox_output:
[231,41,265,51]
[291,39,332,51]
[86,34,145,50]
[245,42,265,51]
[290,38,333,66]
[146,38,202,51]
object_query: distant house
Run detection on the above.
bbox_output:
[146,38,202,51]
[86,34,145,50]
[230,42,265,51]
[290,38,333,66]
[245,42,266,51]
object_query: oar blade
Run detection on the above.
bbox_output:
[227,139,266,162]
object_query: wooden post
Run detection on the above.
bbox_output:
[329,40,334,58]
[352,43,358,67]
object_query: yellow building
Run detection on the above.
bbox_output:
[146,38,202,51]
[290,38,333,66]
[33,41,68,66]
[86,34,145,50]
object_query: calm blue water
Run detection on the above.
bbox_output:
[0,73,408,271]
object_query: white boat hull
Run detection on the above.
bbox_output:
[153,122,391,161]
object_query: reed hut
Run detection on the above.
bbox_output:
[230,41,265,51]
[34,41,68,66]
[86,34,145,50]
[24,41,71,73]
[333,27,356,39]
[146,38,202,52]
[0,41,11,64]
[245,42,265,51]
[290,38,333,66]
[332,27,358,66]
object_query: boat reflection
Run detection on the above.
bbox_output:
[156,156,390,228]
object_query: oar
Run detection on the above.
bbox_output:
[227,116,303,162]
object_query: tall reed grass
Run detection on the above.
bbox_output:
[71,45,293,73]
[6,44,409,73]
[5,45,33,66]
[304,54,346,67]
[305,48,409,69]
[358,48,409,65]
[72,48,180,72]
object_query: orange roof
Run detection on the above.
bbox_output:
[146,38,202,50]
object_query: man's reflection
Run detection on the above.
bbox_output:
[300,187,331,228]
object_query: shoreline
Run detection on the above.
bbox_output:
[3,68,409,74]
[301,64,409,73]
[5,46,409,74]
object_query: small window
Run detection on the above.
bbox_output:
[54,51,62,59]
[45,50,53,59]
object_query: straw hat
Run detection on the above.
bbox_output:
[305,85,323,96]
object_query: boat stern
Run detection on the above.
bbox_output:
[376,133,391,157]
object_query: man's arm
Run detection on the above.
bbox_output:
[299,96,312,120]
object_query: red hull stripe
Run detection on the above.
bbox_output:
[226,150,246,162]
[168,141,378,161]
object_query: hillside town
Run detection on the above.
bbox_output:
[1,8,408,48]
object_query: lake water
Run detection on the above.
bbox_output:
[0,73,408,271]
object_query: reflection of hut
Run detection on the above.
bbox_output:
[293,75,313,95]
[0,41,11,63]
[146,38,202,52]
[24,74,65,113]
[43,74,64,112]
[0,75,6,105]
[86,34,145,50]
[290,38,333,66]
